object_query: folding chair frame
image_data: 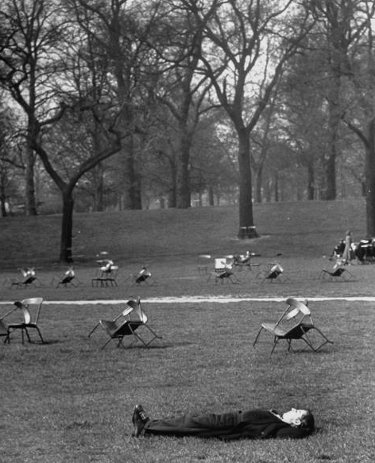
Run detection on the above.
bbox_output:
[319,267,353,281]
[253,298,333,355]
[0,306,18,343]
[89,298,162,350]
[5,298,45,344]
[100,321,161,350]
[57,275,77,288]
[207,258,240,284]
[197,254,212,275]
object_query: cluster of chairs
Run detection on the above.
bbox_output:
[7,267,79,289]
[6,260,153,290]
[1,294,331,355]
[202,252,261,284]
[1,295,162,350]
[90,252,153,288]
[200,251,356,285]
[202,254,290,285]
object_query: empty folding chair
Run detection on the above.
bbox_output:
[11,268,38,288]
[197,254,212,275]
[5,298,45,344]
[56,267,76,288]
[253,297,333,355]
[0,306,18,343]
[233,251,260,271]
[208,258,239,284]
[0,320,8,341]
[319,263,353,281]
[89,297,162,349]
[92,260,119,287]
[261,263,288,283]
[134,267,152,285]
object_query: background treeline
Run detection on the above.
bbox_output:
[1,1,375,260]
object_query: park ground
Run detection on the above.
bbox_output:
[0,199,374,462]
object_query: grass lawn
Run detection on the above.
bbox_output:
[0,199,374,462]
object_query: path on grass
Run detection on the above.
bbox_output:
[1,296,375,305]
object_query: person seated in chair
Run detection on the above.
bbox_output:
[131,404,315,440]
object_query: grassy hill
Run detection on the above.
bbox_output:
[0,199,366,268]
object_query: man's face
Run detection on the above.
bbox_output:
[282,408,308,426]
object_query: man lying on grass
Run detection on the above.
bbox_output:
[131,405,315,440]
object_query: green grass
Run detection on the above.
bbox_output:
[0,199,374,462]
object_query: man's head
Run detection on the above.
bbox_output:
[282,408,315,432]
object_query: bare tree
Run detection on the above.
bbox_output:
[342,1,375,235]
[146,0,214,208]
[0,0,67,215]
[309,0,366,200]
[0,0,126,261]
[185,0,312,238]
[70,0,165,210]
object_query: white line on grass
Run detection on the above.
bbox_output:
[1,296,375,305]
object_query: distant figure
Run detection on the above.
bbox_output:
[131,404,315,440]
[342,230,352,264]
[331,239,345,260]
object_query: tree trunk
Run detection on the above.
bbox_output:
[255,164,263,203]
[237,130,258,239]
[168,189,176,208]
[123,136,142,210]
[167,155,177,208]
[93,164,104,212]
[274,172,279,202]
[0,179,7,217]
[307,163,315,200]
[365,118,375,237]
[59,190,74,263]
[176,130,191,208]
[324,141,337,200]
[208,186,214,206]
[324,68,341,200]
[25,143,37,216]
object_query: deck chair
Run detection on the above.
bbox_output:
[0,320,9,341]
[208,258,239,284]
[92,261,119,287]
[197,254,212,275]
[89,297,162,349]
[134,267,152,285]
[319,264,353,281]
[261,263,288,283]
[5,298,45,344]
[55,267,76,288]
[253,297,333,355]
[0,306,18,342]
[233,251,260,271]
[11,268,38,288]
